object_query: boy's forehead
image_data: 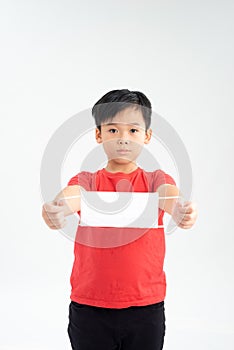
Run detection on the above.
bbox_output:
[102,108,145,128]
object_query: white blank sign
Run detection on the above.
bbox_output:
[79,190,159,228]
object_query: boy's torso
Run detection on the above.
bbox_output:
[68,167,175,309]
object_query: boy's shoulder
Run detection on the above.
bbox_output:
[74,167,169,177]
[68,168,175,184]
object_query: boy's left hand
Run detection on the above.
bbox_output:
[172,201,198,229]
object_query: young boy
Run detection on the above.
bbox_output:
[42,89,197,350]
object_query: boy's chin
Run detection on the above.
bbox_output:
[110,157,134,163]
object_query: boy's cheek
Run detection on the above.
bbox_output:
[102,142,144,161]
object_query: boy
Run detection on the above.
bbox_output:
[42,89,197,350]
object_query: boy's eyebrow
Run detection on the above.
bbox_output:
[104,122,142,126]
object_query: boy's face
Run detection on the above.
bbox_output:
[95,107,152,166]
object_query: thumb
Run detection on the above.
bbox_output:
[53,199,64,207]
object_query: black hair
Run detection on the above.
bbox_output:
[91,89,152,132]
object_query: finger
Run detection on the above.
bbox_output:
[48,215,65,226]
[49,219,66,229]
[46,210,64,221]
[43,202,64,214]
[182,201,197,212]
[48,218,63,226]
[178,222,191,229]
[180,213,193,221]
[179,206,193,214]
[184,201,197,207]
[174,212,190,222]
[56,219,67,229]
[54,199,66,206]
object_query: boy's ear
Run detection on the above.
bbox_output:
[144,128,152,144]
[95,127,102,144]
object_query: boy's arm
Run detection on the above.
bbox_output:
[53,185,82,216]
[157,184,181,215]
[157,184,198,229]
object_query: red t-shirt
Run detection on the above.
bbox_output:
[67,166,176,308]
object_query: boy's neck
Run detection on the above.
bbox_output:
[105,162,138,174]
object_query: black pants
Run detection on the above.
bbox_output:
[68,300,166,350]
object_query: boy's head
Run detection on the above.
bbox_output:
[91,89,153,170]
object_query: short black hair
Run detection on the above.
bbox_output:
[92,89,152,132]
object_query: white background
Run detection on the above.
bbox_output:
[1,0,234,349]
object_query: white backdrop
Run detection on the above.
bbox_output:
[0,0,233,349]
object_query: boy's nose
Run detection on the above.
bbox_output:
[118,139,130,144]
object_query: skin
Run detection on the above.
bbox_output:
[95,107,152,174]
[42,106,198,230]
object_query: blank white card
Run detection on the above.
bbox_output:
[79,190,159,228]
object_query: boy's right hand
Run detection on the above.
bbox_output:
[42,201,66,230]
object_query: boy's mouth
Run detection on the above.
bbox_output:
[117,149,131,154]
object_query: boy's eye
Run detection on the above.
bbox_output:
[108,128,138,134]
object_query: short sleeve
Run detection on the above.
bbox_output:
[153,169,176,191]
[67,171,92,190]
[67,174,78,186]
